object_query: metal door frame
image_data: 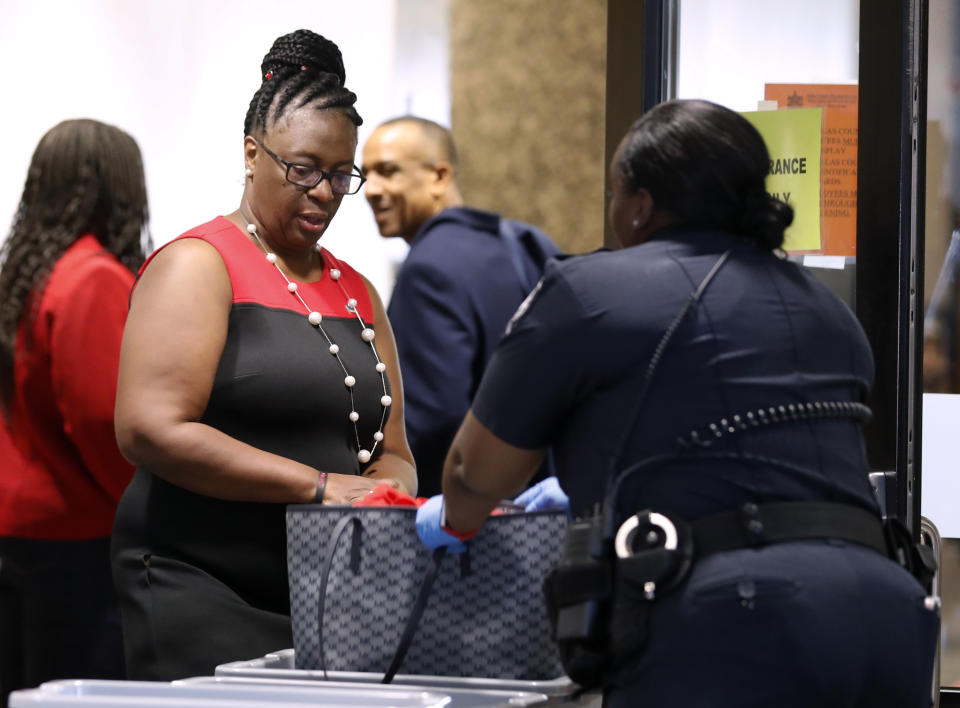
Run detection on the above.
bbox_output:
[857,0,927,535]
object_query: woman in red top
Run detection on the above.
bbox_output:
[0,119,149,700]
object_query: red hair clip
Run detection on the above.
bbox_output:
[265,71,273,80]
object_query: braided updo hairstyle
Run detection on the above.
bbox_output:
[616,99,793,250]
[0,119,150,412]
[244,29,363,138]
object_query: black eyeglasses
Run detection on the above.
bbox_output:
[251,137,366,195]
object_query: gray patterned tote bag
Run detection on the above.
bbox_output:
[286,505,567,680]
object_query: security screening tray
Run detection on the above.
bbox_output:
[178,676,548,707]
[8,679,452,708]
[216,649,576,696]
[215,650,602,707]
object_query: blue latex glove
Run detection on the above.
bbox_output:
[513,476,570,513]
[415,495,468,553]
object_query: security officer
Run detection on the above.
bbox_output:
[417,100,939,707]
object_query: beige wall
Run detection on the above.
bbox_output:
[925,121,953,311]
[449,0,607,254]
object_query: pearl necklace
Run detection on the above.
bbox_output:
[245,222,390,464]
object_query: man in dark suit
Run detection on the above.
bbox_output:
[362,116,560,495]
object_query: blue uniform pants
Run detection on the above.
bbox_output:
[604,540,939,708]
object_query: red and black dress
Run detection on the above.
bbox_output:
[111,217,390,680]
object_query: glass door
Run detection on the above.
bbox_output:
[925,0,960,698]
[673,0,860,308]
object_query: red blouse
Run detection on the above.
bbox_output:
[0,235,135,539]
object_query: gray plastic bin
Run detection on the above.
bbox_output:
[178,676,548,707]
[215,649,602,707]
[8,679,452,708]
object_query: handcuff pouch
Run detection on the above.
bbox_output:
[543,510,693,689]
[608,511,693,658]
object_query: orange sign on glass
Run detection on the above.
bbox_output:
[764,84,858,257]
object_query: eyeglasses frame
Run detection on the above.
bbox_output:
[249,136,366,195]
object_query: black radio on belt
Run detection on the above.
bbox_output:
[543,512,611,686]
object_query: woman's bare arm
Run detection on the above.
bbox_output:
[115,238,331,503]
[441,411,544,531]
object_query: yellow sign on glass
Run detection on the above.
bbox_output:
[741,108,822,253]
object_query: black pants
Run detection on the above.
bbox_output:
[604,540,939,708]
[111,549,292,681]
[0,537,125,705]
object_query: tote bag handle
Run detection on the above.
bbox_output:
[380,546,446,683]
[316,512,447,684]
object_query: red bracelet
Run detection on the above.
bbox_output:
[443,524,480,541]
[315,472,327,503]
[440,503,480,540]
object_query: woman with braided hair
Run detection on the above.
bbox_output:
[111,30,415,679]
[0,119,149,700]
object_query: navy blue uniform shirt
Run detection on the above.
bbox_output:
[475,226,938,708]
[472,226,878,520]
[387,206,559,496]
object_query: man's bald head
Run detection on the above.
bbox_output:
[378,116,459,172]
[362,117,463,243]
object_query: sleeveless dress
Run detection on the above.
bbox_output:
[111,216,390,680]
